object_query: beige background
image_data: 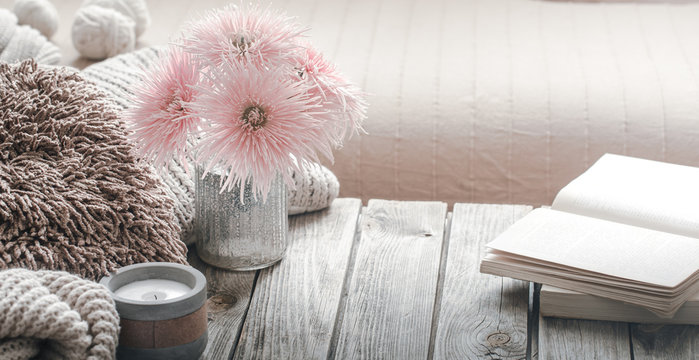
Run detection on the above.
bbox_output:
[2,0,699,206]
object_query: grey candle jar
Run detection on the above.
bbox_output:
[99,262,208,360]
[195,166,288,271]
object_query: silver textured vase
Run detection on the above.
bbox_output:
[194,166,288,271]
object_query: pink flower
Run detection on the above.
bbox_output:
[125,47,200,170]
[194,58,334,199]
[294,44,367,142]
[126,5,367,200]
[181,3,305,70]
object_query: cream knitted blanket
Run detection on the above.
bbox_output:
[0,269,119,360]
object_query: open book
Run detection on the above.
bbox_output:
[539,285,699,324]
[480,154,699,319]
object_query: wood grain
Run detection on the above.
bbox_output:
[232,198,362,360]
[631,324,699,360]
[188,249,256,360]
[333,199,447,360]
[432,203,532,359]
[538,316,631,359]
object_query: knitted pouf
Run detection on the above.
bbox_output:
[0,60,187,280]
[81,47,341,242]
[0,268,119,360]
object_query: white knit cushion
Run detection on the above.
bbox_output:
[81,47,340,243]
[288,162,340,215]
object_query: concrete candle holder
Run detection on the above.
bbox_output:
[100,262,208,360]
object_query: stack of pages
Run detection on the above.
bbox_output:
[480,154,699,321]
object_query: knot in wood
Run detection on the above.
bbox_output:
[207,294,235,313]
[487,332,511,346]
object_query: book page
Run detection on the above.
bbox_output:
[552,154,699,238]
[539,285,699,325]
[485,208,699,288]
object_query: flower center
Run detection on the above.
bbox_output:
[241,105,267,130]
[229,31,253,54]
[163,88,188,115]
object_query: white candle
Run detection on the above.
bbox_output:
[114,279,192,301]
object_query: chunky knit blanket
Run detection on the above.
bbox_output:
[0,60,187,280]
[0,268,119,360]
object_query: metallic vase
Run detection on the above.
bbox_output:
[194,166,287,271]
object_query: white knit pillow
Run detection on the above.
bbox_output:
[81,47,340,243]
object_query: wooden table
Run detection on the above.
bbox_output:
[188,199,698,359]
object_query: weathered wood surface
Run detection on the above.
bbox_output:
[333,200,447,360]
[233,198,362,359]
[538,316,631,359]
[433,204,531,359]
[187,199,699,359]
[631,324,699,360]
[538,315,699,360]
[188,249,256,360]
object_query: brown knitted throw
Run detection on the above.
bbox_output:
[0,60,187,280]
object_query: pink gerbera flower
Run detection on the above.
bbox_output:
[193,58,334,199]
[181,3,306,70]
[294,44,367,142]
[127,4,367,200]
[125,47,200,170]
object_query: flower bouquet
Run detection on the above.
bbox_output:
[124,3,366,270]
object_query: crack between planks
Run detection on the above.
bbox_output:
[427,211,453,360]
[228,270,261,360]
[326,209,363,360]
[527,282,541,360]
[628,323,635,360]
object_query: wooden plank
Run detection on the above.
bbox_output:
[538,316,631,359]
[187,249,256,360]
[333,199,448,359]
[232,198,362,359]
[432,203,532,359]
[631,324,699,359]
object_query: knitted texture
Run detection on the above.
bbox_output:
[288,162,340,215]
[81,47,340,240]
[0,9,60,65]
[71,5,135,60]
[0,60,187,280]
[82,0,151,37]
[13,0,60,39]
[0,338,40,360]
[0,268,119,360]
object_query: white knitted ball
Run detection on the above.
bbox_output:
[71,5,135,60]
[13,0,59,38]
[82,0,150,37]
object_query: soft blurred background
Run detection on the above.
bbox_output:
[3,0,699,208]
